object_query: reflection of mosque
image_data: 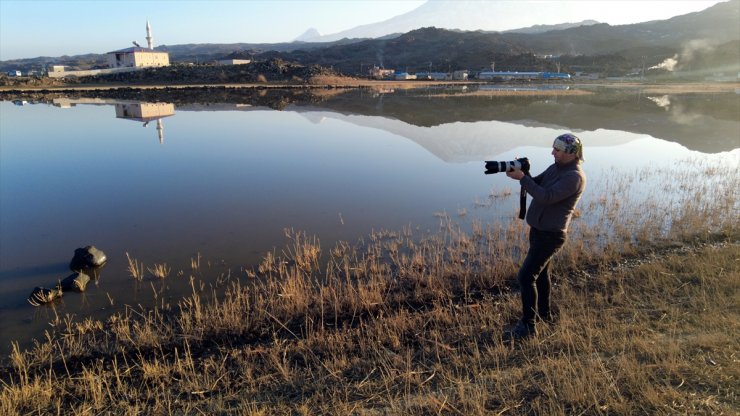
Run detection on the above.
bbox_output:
[114,102,175,144]
[51,98,175,144]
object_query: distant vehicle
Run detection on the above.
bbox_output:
[7,70,22,77]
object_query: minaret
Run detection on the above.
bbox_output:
[146,20,154,49]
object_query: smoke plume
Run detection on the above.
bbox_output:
[649,39,717,72]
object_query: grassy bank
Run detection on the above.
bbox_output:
[2,232,737,415]
[1,162,738,415]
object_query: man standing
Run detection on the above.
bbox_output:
[504,133,586,339]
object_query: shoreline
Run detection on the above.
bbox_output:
[2,230,737,414]
[2,80,739,95]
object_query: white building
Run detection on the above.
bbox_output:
[107,47,170,68]
[106,20,169,69]
[216,59,252,66]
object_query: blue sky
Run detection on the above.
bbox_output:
[0,0,724,61]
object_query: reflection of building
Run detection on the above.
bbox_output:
[115,102,175,121]
[477,71,571,80]
[50,98,175,144]
[115,102,175,144]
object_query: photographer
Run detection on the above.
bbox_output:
[504,133,586,340]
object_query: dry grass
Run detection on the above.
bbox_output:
[1,162,738,415]
[147,263,171,280]
[125,252,144,282]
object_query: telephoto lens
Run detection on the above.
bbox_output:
[484,157,529,174]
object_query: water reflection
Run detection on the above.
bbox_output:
[13,85,739,153]
[52,98,175,144]
[300,87,739,153]
[115,102,174,144]
[0,86,737,356]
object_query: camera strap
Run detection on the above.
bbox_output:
[519,186,527,220]
[519,171,532,220]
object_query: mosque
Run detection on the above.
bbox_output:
[48,21,169,78]
[107,21,170,69]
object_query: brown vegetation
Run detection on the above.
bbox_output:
[0,157,738,415]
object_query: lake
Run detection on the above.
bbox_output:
[1,85,738,355]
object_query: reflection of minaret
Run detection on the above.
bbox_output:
[114,102,175,143]
[156,119,164,144]
[146,20,154,50]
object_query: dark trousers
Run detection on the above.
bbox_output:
[517,227,566,326]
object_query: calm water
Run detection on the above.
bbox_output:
[1,86,738,354]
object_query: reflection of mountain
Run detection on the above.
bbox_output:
[297,110,637,162]
[51,98,175,144]
[292,89,739,153]
[44,87,740,153]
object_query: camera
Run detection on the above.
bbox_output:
[484,157,530,175]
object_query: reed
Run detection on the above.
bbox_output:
[148,263,171,280]
[125,252,144,281]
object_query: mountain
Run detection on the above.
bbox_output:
[295,28,322,42]
[506,1,740,57]
[261,27,536,74]
[262,0,739,76]
[2,0,737,78]
[503,20,600,35]
[295,1,609,42]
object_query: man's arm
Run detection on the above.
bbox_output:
[520,172,583,205]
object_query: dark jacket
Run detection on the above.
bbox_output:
[520,160,586,233]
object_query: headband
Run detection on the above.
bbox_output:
[553,133,584,161]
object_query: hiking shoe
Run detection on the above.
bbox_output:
[503,320,536,340]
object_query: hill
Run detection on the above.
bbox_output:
[1,0,737,78]
[259,0,740,76]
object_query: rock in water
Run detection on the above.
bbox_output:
[69,246,107,271]
[61,271,91,292]
[28,286,63,306]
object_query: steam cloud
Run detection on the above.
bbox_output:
[650,55,679,71]
[649,39,716,72]
[647,95,671,109]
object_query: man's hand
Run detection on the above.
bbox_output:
[506,170,525,180]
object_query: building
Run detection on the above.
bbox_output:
[106,20,169,69]
[48,21,169,78]
[452,70,469,80]
[416,71,450,81]
[107,47,170,68]
[216,59,252,66]
[369,66,395,79]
